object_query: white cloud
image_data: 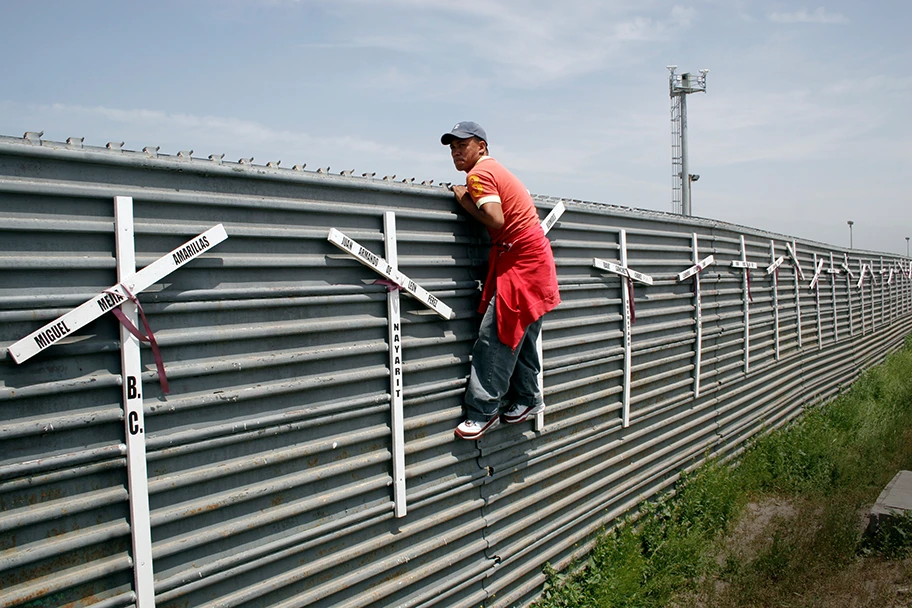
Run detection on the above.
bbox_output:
[822,73,912,96]
[304,1,697,85]
[768,7,848,24]
[692,88,883,165]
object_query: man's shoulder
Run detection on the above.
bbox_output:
[469,157,510,179]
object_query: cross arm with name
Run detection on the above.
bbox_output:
[327,228,455,320]
[786,242,805,280]
[678,255,715,282]
[808,257,827,290]
[9,224,229,364]
[766,256,784,276]
[592,258,654,285]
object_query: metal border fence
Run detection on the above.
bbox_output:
[1,133,910,608]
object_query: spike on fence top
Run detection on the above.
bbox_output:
[5,132,451,190]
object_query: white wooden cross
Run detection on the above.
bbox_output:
[535,200,565,431]
[767,242,784,361]
[857,262,869,289]
[593,229,654,427]
[787,242,804,348]
[731,236,757,373]
[888,266,896,323]
[384,213,407,518]
[879,258,888,325]
[841,254,855,337]
[786,242,805,280]
[677,236,715,398]
[327,224,456,518]
[858,261,870,334]
[827,253,839,342]
[9,198,228,608]
[810,255,825,350]
[905,261,912,315]
[808,256,826,291]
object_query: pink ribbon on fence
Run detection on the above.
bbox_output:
[106,286,170,394]
[372,279,403,292]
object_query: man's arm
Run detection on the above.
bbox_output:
[452,185,504,231]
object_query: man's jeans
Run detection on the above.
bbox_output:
[464,299,544,422]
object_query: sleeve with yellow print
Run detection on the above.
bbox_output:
[466,170,502,209]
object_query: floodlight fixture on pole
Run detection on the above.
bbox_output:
[847,220,854,249]
[688,173,700,208]
[669,66,708,217]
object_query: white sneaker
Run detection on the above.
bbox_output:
[455,416,500,439]
[502,403,544,424]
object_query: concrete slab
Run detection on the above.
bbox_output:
[873,471,912,516]
[865,471,912,539]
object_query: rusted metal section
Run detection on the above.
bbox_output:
[0,133,910,608]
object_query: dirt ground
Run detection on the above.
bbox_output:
[675,497,912,608]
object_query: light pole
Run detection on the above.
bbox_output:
[906,236,909,257]
[847,220,854,249]
[668,66,708,216]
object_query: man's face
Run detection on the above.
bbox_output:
[449,137,486,172]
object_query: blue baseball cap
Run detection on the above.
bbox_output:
[441,121,487,145]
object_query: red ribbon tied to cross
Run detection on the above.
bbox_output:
[106,286,170,394]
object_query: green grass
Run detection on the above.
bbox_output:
[534,338,912,608]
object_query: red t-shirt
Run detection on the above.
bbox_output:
[466,157,540,244]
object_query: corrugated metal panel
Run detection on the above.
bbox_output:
[1,134,910,608]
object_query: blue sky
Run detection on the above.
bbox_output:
[2,1,909,254]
